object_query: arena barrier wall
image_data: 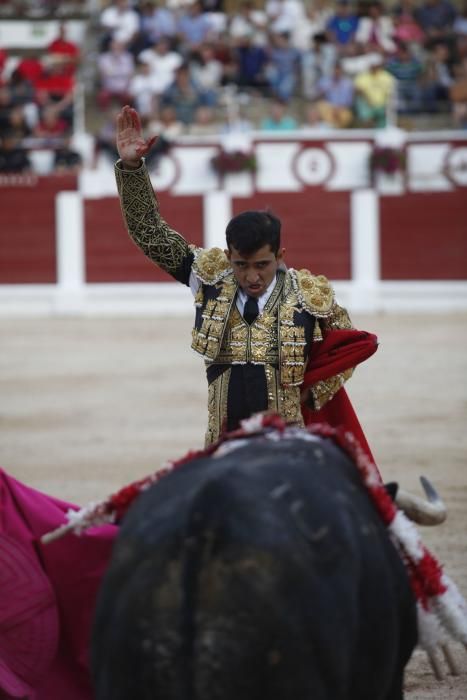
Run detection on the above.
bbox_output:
[0,130,466,315]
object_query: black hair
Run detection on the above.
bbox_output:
[225,210,281,256]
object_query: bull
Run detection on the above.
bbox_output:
[91,427,420,700]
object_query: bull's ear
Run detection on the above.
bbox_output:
[385,482,399,501]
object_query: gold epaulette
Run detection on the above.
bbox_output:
[291,269,335,317]
[192,246,231,285]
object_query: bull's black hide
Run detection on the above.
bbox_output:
[91,435,417,700]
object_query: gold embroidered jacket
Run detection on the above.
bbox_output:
[115,160,354,444]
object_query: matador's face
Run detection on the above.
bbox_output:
[226,244,285,298]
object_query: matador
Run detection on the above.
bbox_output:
[115,106,371,446]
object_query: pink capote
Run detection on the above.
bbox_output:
[0,470,117,699]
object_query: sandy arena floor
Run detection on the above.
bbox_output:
[1,312,466,698]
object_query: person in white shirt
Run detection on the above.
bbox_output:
[354,0,397,54]
[137,36,183,96]
[99,0,140,50]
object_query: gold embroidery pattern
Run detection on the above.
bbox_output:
[320,300,353,330]
[250,313,277,364]
[278,300,306,387]
[192,247,231,285]
[293,270,334,316]
[192,276,237,360]
[115,161,191,275]
[265,365,304,426]
[205,369,231,445]
[309,368,354,410]
[203,271,286,366]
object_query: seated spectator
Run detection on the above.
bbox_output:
[354,52,396,126]
[189,42,224,105]
[34,104,69,141]
[161,62,210,125]
[138,0,177,49]
[326,0,360,55]
[392,0,426,50]
[34,55,75,104]
[137,36,183,96]
[229,1,268,46]
[4,103,33,139]
[144,104,184,169]
[4,70,39,133]
[99,0,140,52]
[146,103,185,141]
[301,32,337,100]
[231,32,269,94]
[188,104,219,134]
[97,39,135,111]
[314,61,354,127]
[128,61,159,117]
[46,22,80,76]
[414,0,457,44]
[53,135,82,174]
[294,0,334,51]
[177,0,214,53]
[0,131,31,173]
[265,0,307,47]
[354,1,397,55]
[385,41,424,112]
[421,40,454,111]
[8,69,36,107]
[260,96,298,130]
[265,31,301,102]
[15,55,44,85]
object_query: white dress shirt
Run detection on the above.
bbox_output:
[190,271,278,318]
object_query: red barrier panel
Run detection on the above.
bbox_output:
[84,193,204,282]
[380,191,467,280]
[0,175,76,284]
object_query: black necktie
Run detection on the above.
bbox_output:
[244,295,259,325]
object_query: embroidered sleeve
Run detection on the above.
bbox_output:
[308,299,354,410]
[115,159,194,285]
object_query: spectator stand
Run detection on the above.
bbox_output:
[1,0,467,181]
[0,15,94,174]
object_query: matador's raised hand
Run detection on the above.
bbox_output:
[116,105,157,168]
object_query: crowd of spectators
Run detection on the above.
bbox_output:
[0,22,83,173]
[1,0,467,174]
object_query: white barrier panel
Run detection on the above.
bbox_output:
[349,189,380,312]
[55,191,84,311]
[203,191,231,250]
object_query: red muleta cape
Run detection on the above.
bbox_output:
[301,328,378,466]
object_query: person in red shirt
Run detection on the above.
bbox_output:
[34,104,68,140]
[46,22,80,77]
[15,55,44,86]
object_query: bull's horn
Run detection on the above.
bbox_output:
[395,476,447,526]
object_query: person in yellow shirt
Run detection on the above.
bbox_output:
[354,54,396,127]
